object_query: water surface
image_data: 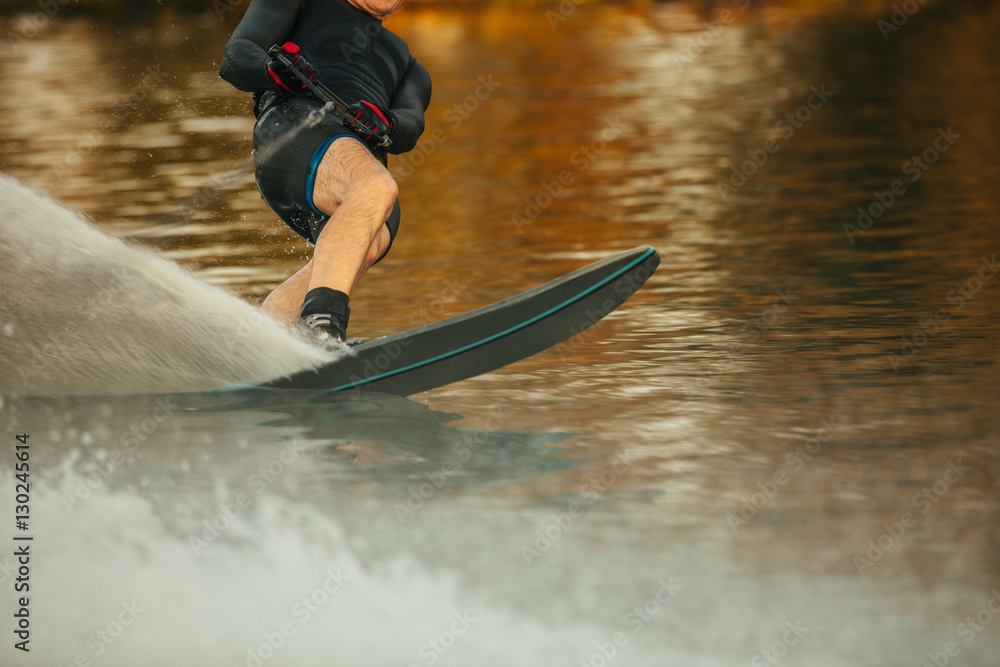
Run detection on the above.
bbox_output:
[1,3,999,665]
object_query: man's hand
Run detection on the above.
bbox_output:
[346,100,395,144]
[266,42,317,95]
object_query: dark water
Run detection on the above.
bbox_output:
[2,3,1000,665]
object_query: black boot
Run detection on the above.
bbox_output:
[295,288,350,349]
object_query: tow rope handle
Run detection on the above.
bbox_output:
[268,43,393,150]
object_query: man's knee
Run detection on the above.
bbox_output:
[314,140,397,216]
[354,168,398,218]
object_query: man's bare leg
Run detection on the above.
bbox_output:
[309,138,396,292]
[261,259,315,328]
[262,224,391,328]
[262,137,395,332]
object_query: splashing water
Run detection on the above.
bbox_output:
[0,175,336,397]
[309,101,338,128]
[253,100,338,167]
[163,102,338,227]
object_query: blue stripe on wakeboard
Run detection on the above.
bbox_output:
[326,247,656,393]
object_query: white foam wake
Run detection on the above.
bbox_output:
[0,174,333,396]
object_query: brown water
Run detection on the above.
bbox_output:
[2,3,1000,666]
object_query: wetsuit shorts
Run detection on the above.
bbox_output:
[252,96,400,261]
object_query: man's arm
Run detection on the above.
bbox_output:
[219,0,303,93]
[387,59,432,154]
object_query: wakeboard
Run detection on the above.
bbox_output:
[264,246,660,395]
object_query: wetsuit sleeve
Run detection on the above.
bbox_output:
[219,0,303,93]
[388,59,432,155]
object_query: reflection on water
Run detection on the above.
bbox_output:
[2,1,1000,665]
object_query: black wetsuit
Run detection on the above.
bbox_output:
[220,0,431,247]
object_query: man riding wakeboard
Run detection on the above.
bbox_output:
[220,0,431,346]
